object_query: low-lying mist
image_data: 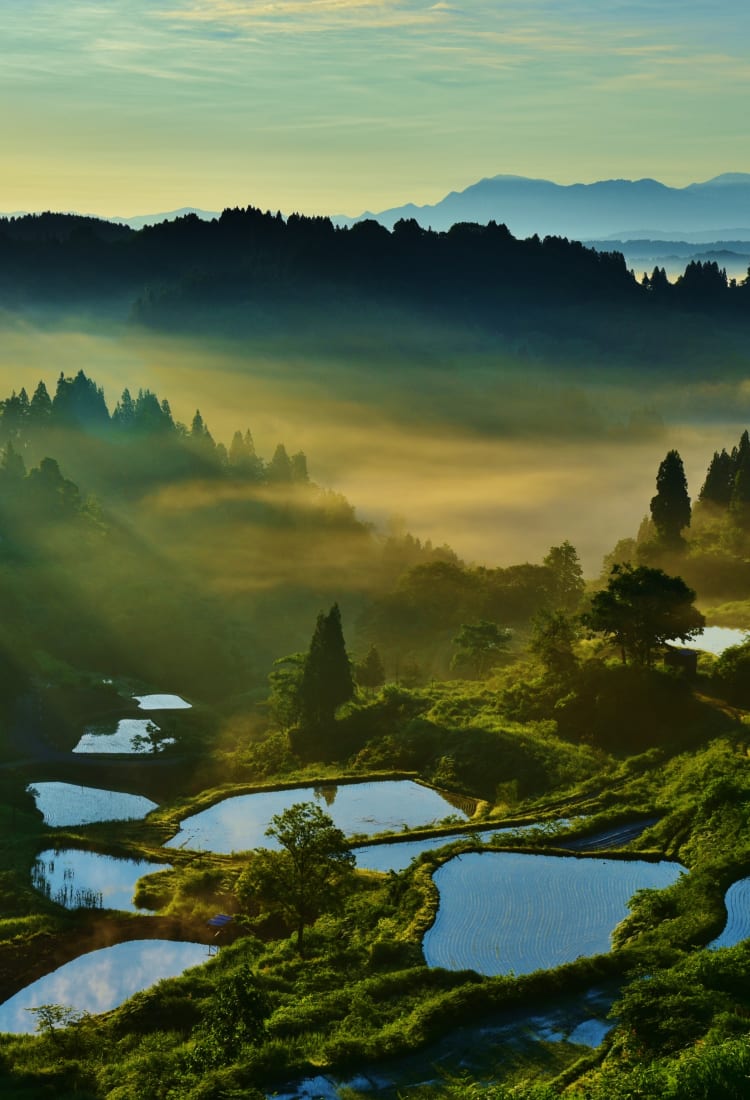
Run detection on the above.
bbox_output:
[1,313,748,577]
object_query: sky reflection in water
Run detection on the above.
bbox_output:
[73,718,174,754]
[0,940,208,1034]
[29,783,158,827]
[166,781,469,853]
[32,849,171,912]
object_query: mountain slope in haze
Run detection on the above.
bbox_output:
[109,206,219,229]
[0,207,219,231]
[336,173,750,240]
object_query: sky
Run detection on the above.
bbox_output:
[2,1,750,218]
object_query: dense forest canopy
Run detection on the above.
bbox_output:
[1,210,749,367]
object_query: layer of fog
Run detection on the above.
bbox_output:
[1,316,749,576]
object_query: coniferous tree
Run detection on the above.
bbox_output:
[1,440,25,480]
[699,449,734,507]
[650,450,691,547]
[731,430,750,477]
[112,387,136,430]
[28,381,52,427]
[52,370,109,429]
[543,540,585,611]
[268,443,293,482]
[1,391,28,438]
[229,429,263,479]
[299,604,354,727]
[730,450,750,529]
[291,451,309,483]
[355,644,386,690]
[229,430,246,467]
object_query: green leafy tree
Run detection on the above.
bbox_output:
[650,450,691,547]
[189,964,268,1069]
[543,540,585,611]
[298,604,354,728]
[530,609,578,676]
[451,620,511,678]
[586,564,704,667]
[235,802,355,952]
[268,652,306,729]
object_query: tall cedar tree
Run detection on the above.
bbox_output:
[730,449,750,529]
[699,449,734,507]
[299,603,354,727]
[543,541,585,612]
[650,450,691,547]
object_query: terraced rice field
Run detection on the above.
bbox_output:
[0,940,208,1034]
[709,876,750,950]
[28,782,158,827]
[354,819,571,873]
[31,849,170,911]
[166,780,469,853]
[423,851,685,976]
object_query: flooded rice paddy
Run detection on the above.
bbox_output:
[0,940,208,1034]
[166,780,469,853]
[31,849,171,912]
[423,851,685,976]
[29,782,158,827]
[709,876,750,950]
[73,718,174,755]
[134,694,191,709]
[354,819,571,874]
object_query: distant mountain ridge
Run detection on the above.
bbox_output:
[0,207,219,230]
[335,173,750,241]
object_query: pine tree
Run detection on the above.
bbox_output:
[650,450,691,547]
[298,604,354,728]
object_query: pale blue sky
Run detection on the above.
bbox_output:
[1,0,748,216]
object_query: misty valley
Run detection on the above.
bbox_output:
[4,226,750,1100]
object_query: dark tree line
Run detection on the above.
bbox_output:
[0,370,309,487]
[4,207,750,333]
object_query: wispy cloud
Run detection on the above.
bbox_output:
[157,0,451,34]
